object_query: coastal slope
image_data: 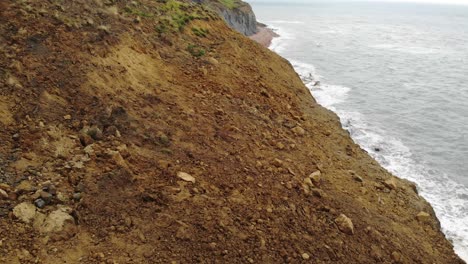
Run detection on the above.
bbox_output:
[0,0,464,263]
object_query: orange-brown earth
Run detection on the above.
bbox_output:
[0,1,464,263]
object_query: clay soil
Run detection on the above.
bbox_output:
[0,0,464,263]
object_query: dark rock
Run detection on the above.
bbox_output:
[87,126,103,140]
[79,134,94,147]
[34,198,46,208]
[72,192,82,201]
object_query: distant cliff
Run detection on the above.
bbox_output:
[199,0,258,36]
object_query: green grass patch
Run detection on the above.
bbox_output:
[219,0,239,9]
[191,27,209,37]
[187,44,206,57]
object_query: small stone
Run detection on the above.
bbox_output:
[309,171,321,187]
[87,126,103,140]
[34,198,46,208]
[392,251,403,263]
[311,188,324,198]
[207,57,219,65]
[79,134,94,147]
[303,177,313,187]
[72,192,82,201]
[302,253,310,260]
[353,175,363,182]
[416,212,431,223]
[335,214,354,235]
[384,178,398,190]
[276,142,285,150]
[12,133,20,141]
[40,191,53,203]
[177,172,196,183]
[271,158,284,167]
[291,126,306,136]
[63,115,72,120]
[13,202,36,223]
[0,189,8,199]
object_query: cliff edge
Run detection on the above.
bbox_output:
[0,0,464,263]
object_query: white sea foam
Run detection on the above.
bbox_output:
[269,30,468,261]
[268,25,294,53]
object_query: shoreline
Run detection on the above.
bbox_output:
[249,24,278,48]
[264,23,468,261]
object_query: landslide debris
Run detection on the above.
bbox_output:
[0,0,464,263]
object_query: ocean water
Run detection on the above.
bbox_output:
[251,1,468,261]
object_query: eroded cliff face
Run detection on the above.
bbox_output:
[200,0,258,36]
[0,0,465,263]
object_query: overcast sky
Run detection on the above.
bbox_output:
[248,0,468,5]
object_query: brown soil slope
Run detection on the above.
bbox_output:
[0,1,464,263]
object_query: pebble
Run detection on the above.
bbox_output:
[353,175,364,182]
[73,192,82,201]
[0,189,8,199]
[63,115,72,120]
[335,214,354,235]
[34,198,46,208]
[291,126,306,136]
[384,178,397,190]
[302,253,310,260]
[271,158,284,168]
[416,212,431,223]
[309,171,321,187]
[177,172,196,183]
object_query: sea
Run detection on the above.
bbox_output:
[250,1,468,260]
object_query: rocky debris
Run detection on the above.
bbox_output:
[13,202,36,223]
[335,214,354,235]
[177,172,196,183]
[302,253,310,260]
